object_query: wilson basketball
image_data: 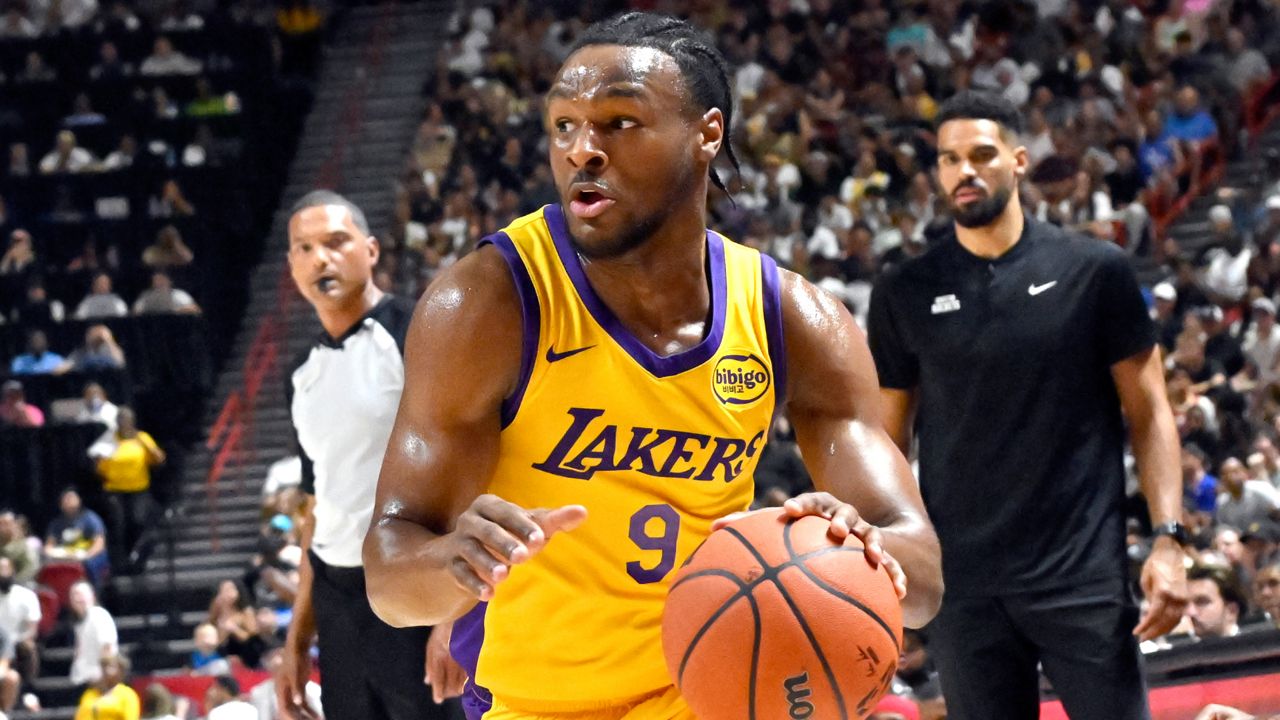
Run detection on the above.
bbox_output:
[662,508,903,720]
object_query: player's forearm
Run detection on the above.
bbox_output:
[1132,406,1184,526]
[879,513,943,628]
[285,553,316,652]
[364,517,476,627]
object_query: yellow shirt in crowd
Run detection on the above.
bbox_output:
[96,433,160,493]
[75,684,140,720]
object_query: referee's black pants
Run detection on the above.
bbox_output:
[927,577,1150,720]
[310,550,463,720]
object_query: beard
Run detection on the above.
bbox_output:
[947,180,1014,229]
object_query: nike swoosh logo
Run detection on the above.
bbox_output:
[546,344,595,363]
[1028,281,1058,296]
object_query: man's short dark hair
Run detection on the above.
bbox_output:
[571,12,741,195]
[290,190,370,236]
[1189,563,1248,614]
[935,90,1025,138]
[212,674,240,697]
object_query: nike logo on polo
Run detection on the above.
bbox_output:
[1028,281,1058,296]
[546,345,596,363]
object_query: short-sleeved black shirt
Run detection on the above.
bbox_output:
[867,218,1157,596]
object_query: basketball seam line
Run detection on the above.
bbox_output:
[747,584,761,720]
[724,526,850,720]
[781,522,902,656]
[676,569,749,683]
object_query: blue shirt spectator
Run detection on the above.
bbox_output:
[10,329,64,374]
[1163,86,1219,143]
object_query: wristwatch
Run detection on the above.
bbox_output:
[1152,521,1190,545]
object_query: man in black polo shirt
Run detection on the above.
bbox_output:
[867,92,1188,719]
[278,190,463,720]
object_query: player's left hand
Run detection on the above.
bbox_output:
[1134,536,1189,641]
[424,621,466,704]
[712,492,907,600]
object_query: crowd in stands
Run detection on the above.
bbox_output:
[0,0,322,717]
[370,0,1280,717]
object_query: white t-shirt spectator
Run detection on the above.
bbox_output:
[249,677,323,720]
[39,147,95,174]
[1216,480,1280,531]
[209,701,259,720]
[70,605,117,685]
[133,287,197,315]
[1244,325,1280,386]
[0,584,39,659]
[74,292,129,320]
[263,456,302,497]
[1200,246,1254,302]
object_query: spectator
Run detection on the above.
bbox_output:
[240,606,282,670]
[1164,86,1219,145]
[0,638,16,715]
[76,382,119,434]
[132,271,200,315]
[1243,298,1280,388]
[1224,29,1270,94]
[260,452,301,517]
[891,629,941,702]
[63,94,106,128]
[17,52,56,84]
[0,381,44,428]
[188,623,229,677]
[1184,444,1220,514]
[0,230,35,276]
[1241,520,1280,574]
[7,143,30,178]
[44,488,109,586]
[1216,456,1280,530]
[248,648,322,719]
[185,77,239,118]
[13,278,67,328]
[64,325,126,373]
[207,580,256,663]
[0,6,36,38]
[10,330,64,375]
[74,273,129,320]
[141,225,194,269]
[1253,562,1280,627]
[74,654,139,720]
[1186,564,1247,639]
[1198,206,1253,307]
[101,136,138,172]
[141,683,185,720]
[0,511,37,587]
[0,557,39,692]
[204,675,256,720]
[139,36,202,77]
[38,131,96,175]
[93,407,163,569]
[89,41,133,81]
[148,180,196,219]
[141,683,188,720]
[1154,283,1182,351]
[68,581,118,687]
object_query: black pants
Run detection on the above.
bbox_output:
[927,577,1150,720]
[309,551,463,720]
[103,489,154,567]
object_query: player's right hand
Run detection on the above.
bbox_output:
[276,643,318,720]
[446,494,587,601]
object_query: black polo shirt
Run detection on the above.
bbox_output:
[867,218,1156,596]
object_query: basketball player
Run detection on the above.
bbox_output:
[867,91,1188,719]
[278,191,462,720]
[365,13,943,720]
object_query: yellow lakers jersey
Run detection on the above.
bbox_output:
[451,205,785,714]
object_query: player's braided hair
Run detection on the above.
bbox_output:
[572,12,741,195]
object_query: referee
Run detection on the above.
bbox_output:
[867,92,1187,719]
[279,191,463,720]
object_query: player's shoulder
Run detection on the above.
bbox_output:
[1028,218,1127,268]
[410,242,523,342]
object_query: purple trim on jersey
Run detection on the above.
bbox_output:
[544,204,728,378]
[760,253,787,415]
[450,602,492,720]
[479,233,540,428]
